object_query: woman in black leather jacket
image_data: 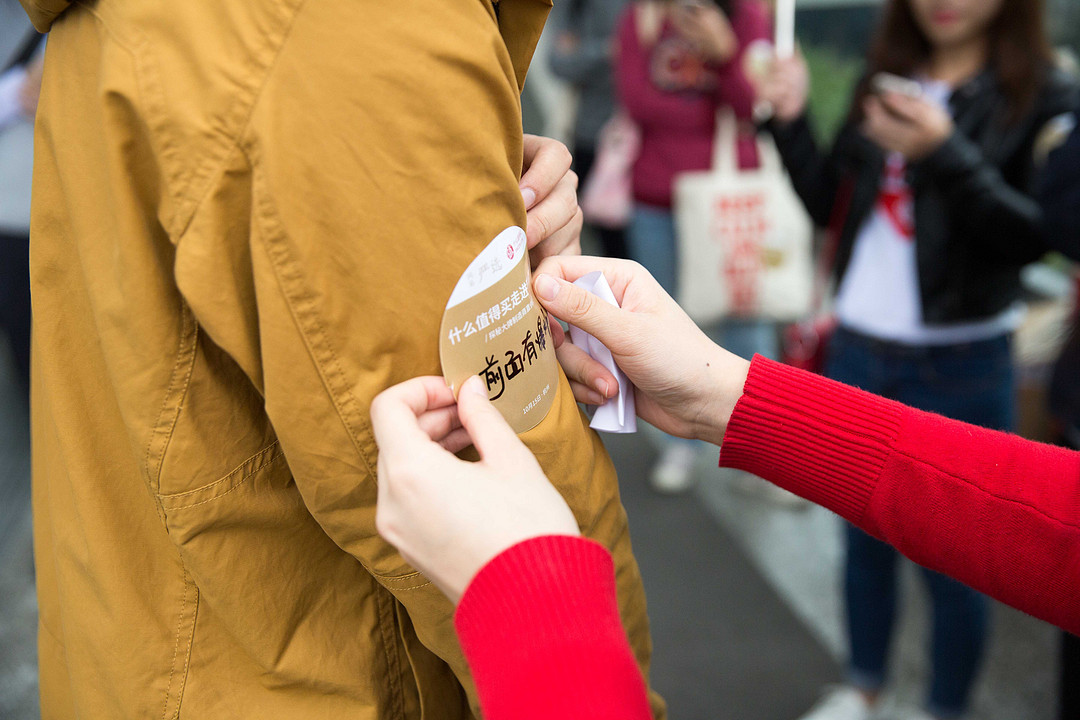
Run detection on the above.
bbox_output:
[755,1,1078,719]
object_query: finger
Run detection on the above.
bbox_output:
[555,341,618,401]
[533,254,642,293]
[549,314,567,349]
[438,427,474,455]
[533,272,622,339]
[879,91,922,122]
[520,135,573,211]
[529,208,583,266]
[525,171,579,250]
[861,97,888,137]
[455,375,529,462]
[416,404,462,444]
[533,254,657,312]
[569,379,606,406]
[370,376,458,458]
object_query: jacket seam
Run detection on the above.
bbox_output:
[143,302,199,516]
[171,584,199,720]
[376,588,407,720]
[243,154,379,482]
[158,442,282,502]
[160,567,199,720]
[161,450,283,511]
[169,0,309,241]
[75,1,190,228]
[382,578,434,592]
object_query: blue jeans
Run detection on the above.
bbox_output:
[826,327,1014,718]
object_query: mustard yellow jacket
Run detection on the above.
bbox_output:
[21,1,665,717]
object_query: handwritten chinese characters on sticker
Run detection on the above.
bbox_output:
[479,316,547,401]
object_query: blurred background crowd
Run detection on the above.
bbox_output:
[1,0,1078,718]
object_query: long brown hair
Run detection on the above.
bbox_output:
[855,0,1055,126]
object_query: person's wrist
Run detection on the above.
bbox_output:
[695,347,750,446]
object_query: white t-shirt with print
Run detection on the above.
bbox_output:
[834,79,1023,345]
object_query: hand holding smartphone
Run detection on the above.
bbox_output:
[871,72,923,100]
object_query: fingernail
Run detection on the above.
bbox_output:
[520,187,536,209]
[534,274,560,302]
[586,391,605,405]
[596,379,611,398]
[462,375,487,398]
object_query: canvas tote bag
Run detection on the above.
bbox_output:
[673,109,813,324]
[579,112,641,230]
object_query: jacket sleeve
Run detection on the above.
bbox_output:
[1040,118,1080,262]
[720,356,1080,636]
[768,114,843,227]
[915,128,1052,264]
[175,0,569,694]
[232,0,533,576]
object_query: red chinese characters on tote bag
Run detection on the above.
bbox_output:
[673,109,813,324]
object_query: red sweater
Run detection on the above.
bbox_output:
[454,355,1080,720]
[615,1,770,208]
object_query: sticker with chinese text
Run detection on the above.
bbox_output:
[439,227,558,433]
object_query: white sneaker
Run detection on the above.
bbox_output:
[798,686,877,720]
[649,443,698,494]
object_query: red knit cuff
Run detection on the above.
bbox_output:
[454,535,649,720]
[718,356,903,524]
[455,536,617,642]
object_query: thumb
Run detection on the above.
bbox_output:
[533,273,621,339]
[456,375,528,462]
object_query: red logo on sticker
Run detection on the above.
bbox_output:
[507,244,515,260]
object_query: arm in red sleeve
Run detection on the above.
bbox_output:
[455,535,653,720]
[720,356,1080,635]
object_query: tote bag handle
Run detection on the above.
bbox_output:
[711,107,786,176]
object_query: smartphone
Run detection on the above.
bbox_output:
[871,72,923,100]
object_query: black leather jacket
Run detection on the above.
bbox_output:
[1043,116,1080,438]
[770,68,1078,324]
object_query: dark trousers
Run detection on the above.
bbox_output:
[826,326,1015,717]
[572,144,628,260]
[0,232,31,398]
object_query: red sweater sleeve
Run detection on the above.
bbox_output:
[454,535,652,720]
[720,356,1080,636]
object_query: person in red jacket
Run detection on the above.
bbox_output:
[369,255,1080,720]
